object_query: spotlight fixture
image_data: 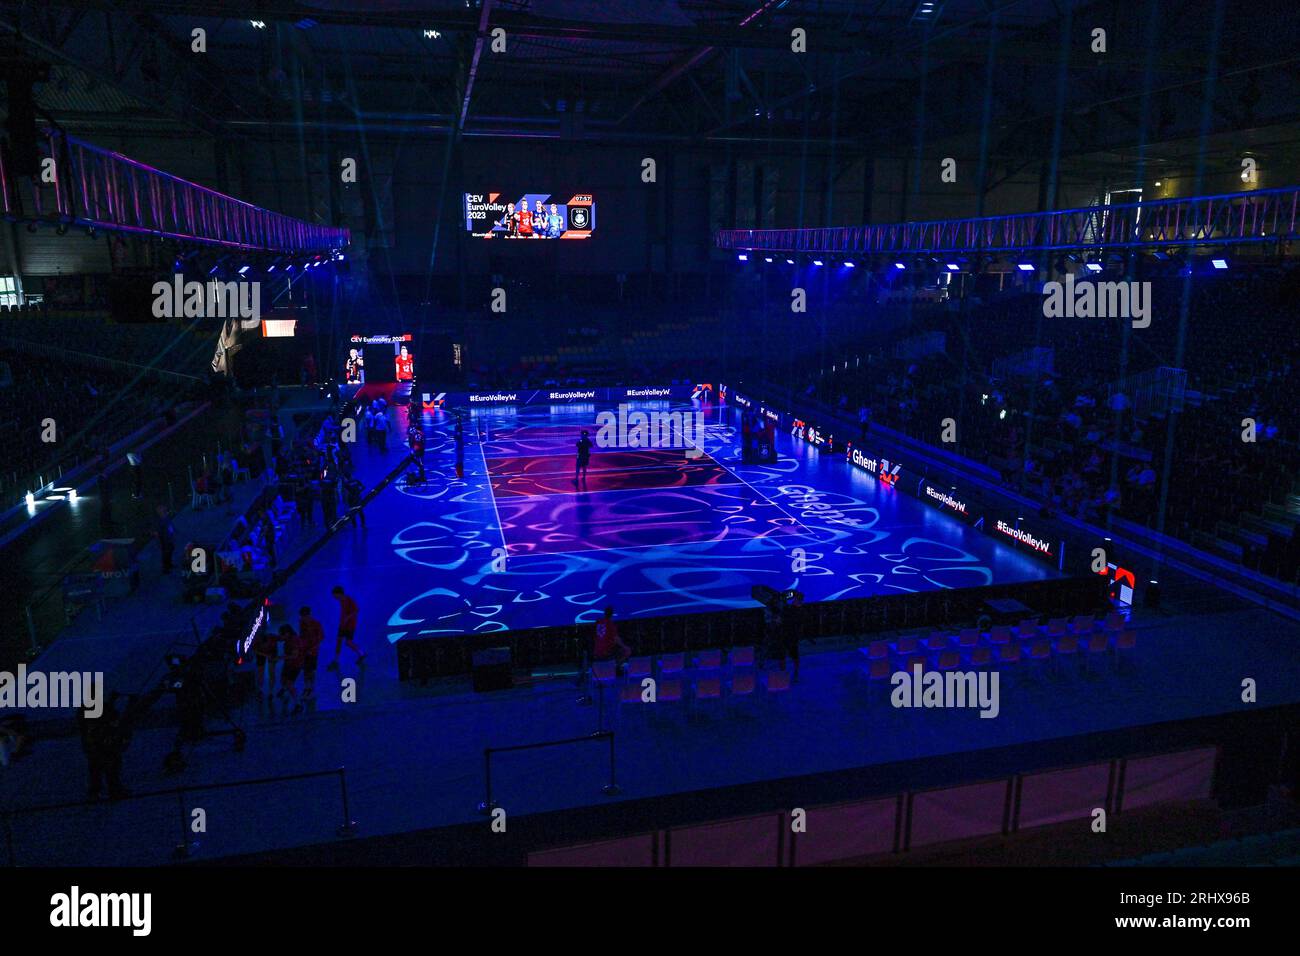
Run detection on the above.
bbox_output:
[737,253,748,262]
[894,262,906,270]
[239,265,250,275]
[1085,262,1103,273]
[812,259,824,266]
[945,263,960,271]
[250,20,267,29]
[1017,263,1035,272]
[423,29,441,39]
[1211,258,1228,270]
[764,256,773,263]
[844,260,855,268]
[786,258,794,265]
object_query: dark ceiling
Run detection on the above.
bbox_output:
[3,0,1299,163]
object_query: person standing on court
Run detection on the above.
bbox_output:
[454,418,465,479]
[298,606,326,699]
[327,585,365,670]
[575,429,593,485]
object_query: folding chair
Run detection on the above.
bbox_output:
[729,645,756,667]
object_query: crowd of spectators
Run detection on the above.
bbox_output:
[775,265,1300,582]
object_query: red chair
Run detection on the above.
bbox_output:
[626,657,653,680]
[867,658,891,681]
[988,625,1012,645]
[695,676,722,700]
[1014,618,1040,640]
[923,632,949,654]
[1046,618,1069,638]
[937,650,961,671]
[730,645,756,667]
[957,628,981,649]
[1026,639,1052,663]
[894,635,920,657]
[969,646,992,667]
[658,678,684,702]
[1071,614,1096,635]
[1114,630,1137,670]
[1103,612,1126,634]
[766,670,792,693]
[619,682,646,704]
[659,653,685,675]
[865,640,889,660]
[996,642,1021,665]
[1083,633,1109,673]
[731,671,757,696]
[695,649,723,670]
[1054,634,1079,668]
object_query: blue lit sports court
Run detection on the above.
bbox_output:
[303,398,1055,648]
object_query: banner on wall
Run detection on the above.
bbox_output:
[991,515,1063,566]
[443,385,700,407]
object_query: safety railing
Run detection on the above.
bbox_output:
[717,186,1300,255]
[478,732,619,815]
[0,128,349,254]
[3,766,355,866]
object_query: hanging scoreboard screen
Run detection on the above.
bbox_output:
[463,192,595,239]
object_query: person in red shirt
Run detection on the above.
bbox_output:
[277,624,306,711]
[593,606,630,666]
[394,345,415,382]
[251,623,280,700]
[298,606,326,699]
[327,585,365,670]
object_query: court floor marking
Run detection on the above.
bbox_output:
[487,474,760,502]
[502,525,820,559]
[476,429,508,552]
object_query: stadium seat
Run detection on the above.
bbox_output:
[937,650,961,671]
[695,676,722,700]
[1013,618,1040,639]
[1071,614,1096,635]
[658,678,684,703]
[1103,612,1126,634]
[1054,634,1079,667]
[988,625,1012,645]
[765,670,792,693]
[592,660,618,683]
[1083,633,1110,672]
[695,648,723,669]
[729,645,756,667]
[957,628,980,649]
[867,658,891,681]
[864,640,889,660]
[731,671,756,696]
[923,632,949,653]
[969,646,992,667]
[1046,618,1069,638]
[893,635,920,657]
[1026,639,1052,664]
[626,657,653,679]
[659,652,685,674]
